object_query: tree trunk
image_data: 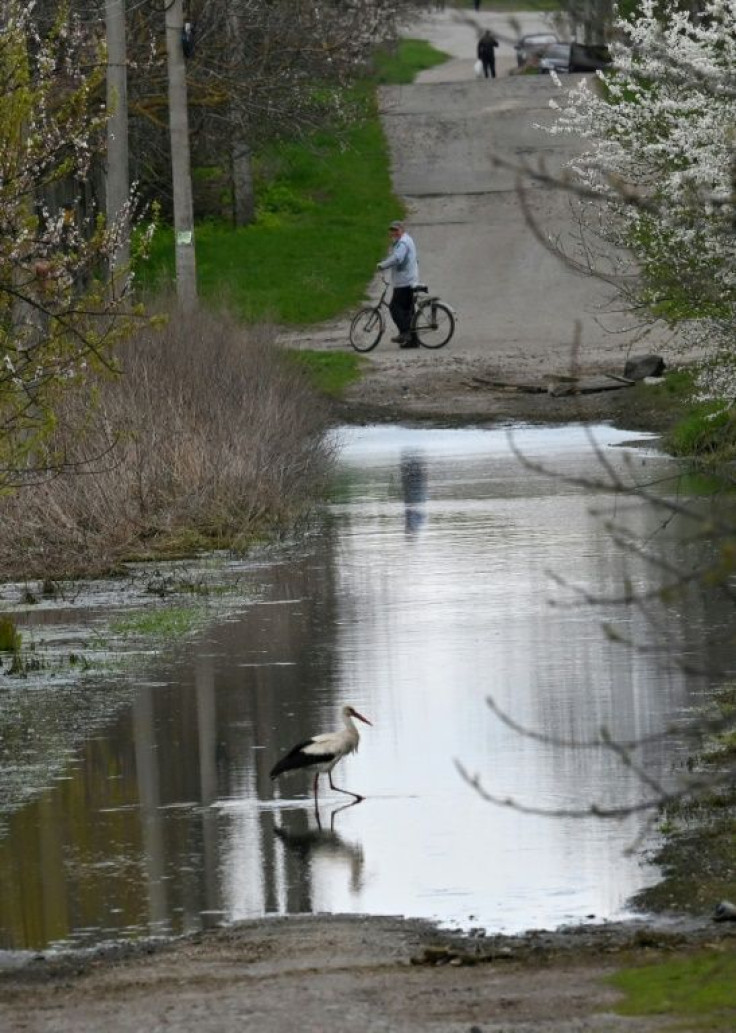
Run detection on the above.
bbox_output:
[105,0,130,301]
[226,0,254,227]
[231,136,255,226]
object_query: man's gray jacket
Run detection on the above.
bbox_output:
[378,232,419,287]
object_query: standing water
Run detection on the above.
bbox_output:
[0,424,720,951]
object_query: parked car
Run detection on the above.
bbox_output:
[514,32,558,68]
[568,41,612,73]
[539,42,572,74]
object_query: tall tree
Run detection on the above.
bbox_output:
[547,0,736,398]
[119,0,427,221]
[0,1,143,484]
[105,0,130,298]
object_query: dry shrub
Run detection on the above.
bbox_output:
[0,304,335,578]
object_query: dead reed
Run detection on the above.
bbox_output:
[0,304,336,579]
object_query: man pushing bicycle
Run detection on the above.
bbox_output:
[377,220,420,349]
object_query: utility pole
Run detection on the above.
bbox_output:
[165,0,197,309]
[105,0,130,301]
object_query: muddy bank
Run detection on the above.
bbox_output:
[333,351,680,436]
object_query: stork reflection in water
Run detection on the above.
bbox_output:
[275,799,365,894]
[270,705,372,803]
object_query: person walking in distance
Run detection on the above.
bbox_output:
[377,219,420,349]
[477,29,498,79]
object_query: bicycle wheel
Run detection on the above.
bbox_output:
[413,299,455,349]
[349,306,384,352]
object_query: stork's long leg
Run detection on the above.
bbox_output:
[328,772,363,801]
[313,772,320,802]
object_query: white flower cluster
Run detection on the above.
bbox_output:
[547,0,736,397]
[0,0,145,467]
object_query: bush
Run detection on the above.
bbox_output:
[0,304,336,578]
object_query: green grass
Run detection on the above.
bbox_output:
[627,368,736,464]
[667,408,736,461]
[610,950,736,1031]
[139,39,450,329]
[143,114,395,325]
[285,350,363,397]
[372,38,450,85]
[110,606,201,640]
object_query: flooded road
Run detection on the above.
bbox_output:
[0,424,720,951]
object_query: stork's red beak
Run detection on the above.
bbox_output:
[350,707,372,726]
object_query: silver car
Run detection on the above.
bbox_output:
[514,32,558,68]
[539,42,572,74]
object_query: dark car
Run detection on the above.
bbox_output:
[514,32,558,68]
[568,41,612,73]
[539,42,571,74]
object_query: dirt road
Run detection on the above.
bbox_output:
[296,7,677,428]
[3,914,732,1033]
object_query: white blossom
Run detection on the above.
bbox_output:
[546,0,736,396]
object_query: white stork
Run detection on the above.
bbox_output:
[270,705,372,803]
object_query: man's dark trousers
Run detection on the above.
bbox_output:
[390,286,414,336]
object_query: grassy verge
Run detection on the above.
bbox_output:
[610,949,736,1031]
[141,39,450,328]
[372,37,450,84]
[285,350,364,397]
[667,403,736,465]
[631,367,736,465]
[145,114,396,325]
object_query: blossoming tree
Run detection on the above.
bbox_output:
[548,0,736,396]
[0,1,141,484]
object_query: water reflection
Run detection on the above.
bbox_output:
[400,451,428,535]
[274,800,365,900]
[0,424,730,951]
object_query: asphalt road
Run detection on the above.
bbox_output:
[382,7,674,378]
[290,8,674,384]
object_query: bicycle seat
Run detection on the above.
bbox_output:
[412,284,428,294]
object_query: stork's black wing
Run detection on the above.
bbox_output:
[270,737,337,778]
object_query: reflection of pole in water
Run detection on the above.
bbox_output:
[400,451,427,534]
[133,689,168,930]
[195,654,220,915]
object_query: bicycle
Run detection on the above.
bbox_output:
[349,277,455,353]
